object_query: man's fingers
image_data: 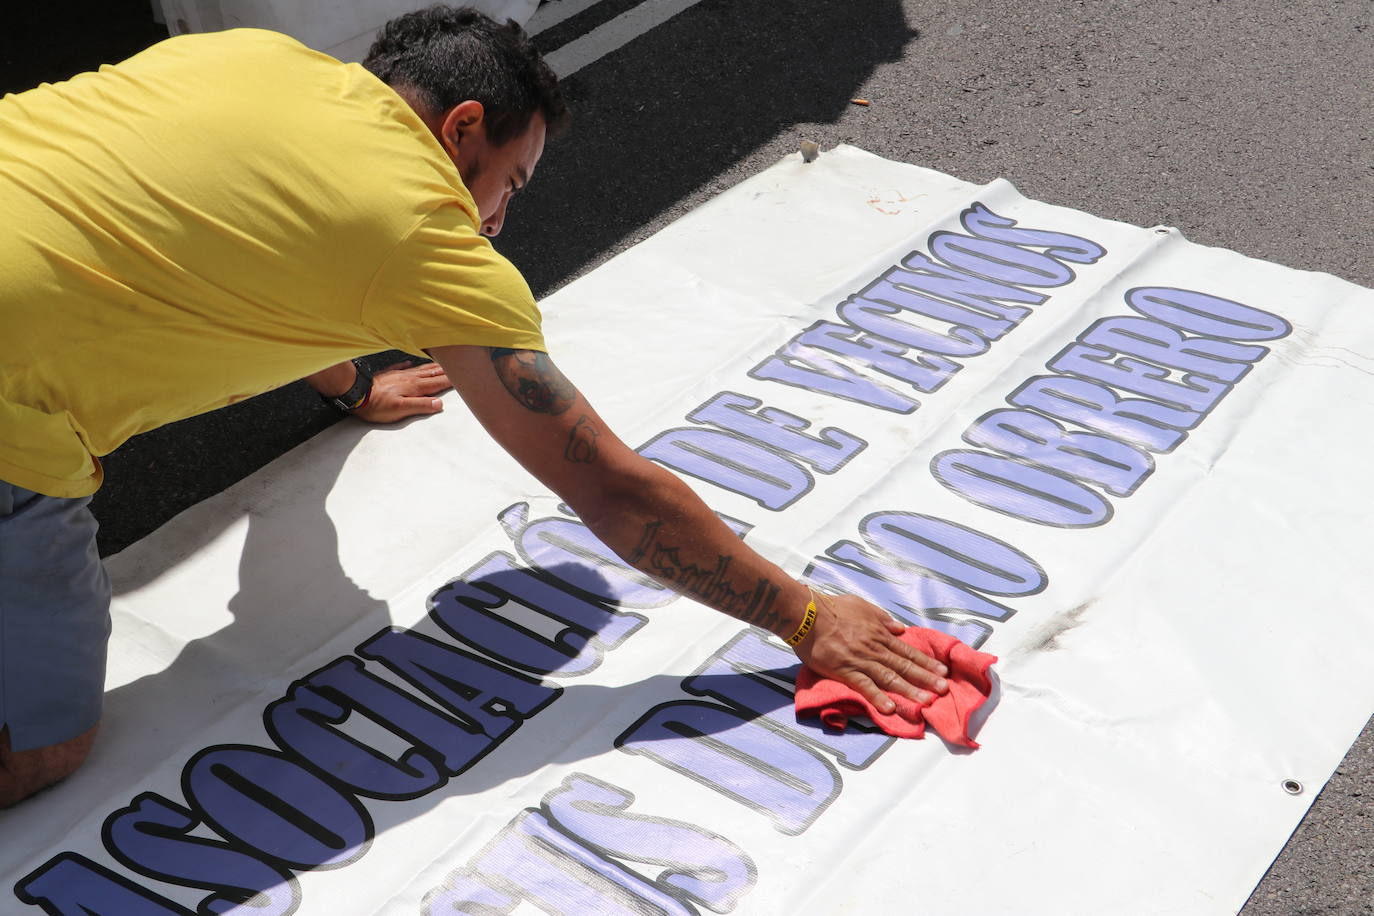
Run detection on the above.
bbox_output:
[401,362,446,378]
[372,362,452,399]
[888,636,948,680]
[395,364,451,394]
[412,374,453,395]
[364,397,443,422]
[382,374,450,396]
[857,638,948,700]
[846,671,898,716]
[871,658,939,704]
[883,644,948,695]
[380,360,451,381]
[402,396,444,415]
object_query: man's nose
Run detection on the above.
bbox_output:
[482,199,509,237]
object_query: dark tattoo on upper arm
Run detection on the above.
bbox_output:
[489,348,577,415]
[627,521,783,632]
[565,415,599,463]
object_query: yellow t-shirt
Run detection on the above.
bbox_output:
[0,29,545,498]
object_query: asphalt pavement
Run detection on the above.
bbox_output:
[4,0,1371,911]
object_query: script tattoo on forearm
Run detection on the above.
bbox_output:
[565,415,599,464]
[489,348,577,415]
[627,521,782,631]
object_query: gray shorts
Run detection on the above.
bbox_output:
[0,480,110,752]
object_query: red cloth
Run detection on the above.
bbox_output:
[794,627,998,748]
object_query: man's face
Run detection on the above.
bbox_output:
[441,102,547,238]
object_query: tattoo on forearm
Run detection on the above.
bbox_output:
[627,522,783,631]
[489,348,577,415]
[565,415,599,463]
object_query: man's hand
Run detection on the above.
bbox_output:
[352,360,452,423]
[791,592,949,716]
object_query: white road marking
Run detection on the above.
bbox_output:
[526,0,608,35]
[544,0,709,77]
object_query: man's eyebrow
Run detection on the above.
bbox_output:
[514,164,530,189]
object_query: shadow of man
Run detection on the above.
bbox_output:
[92,419,390,788]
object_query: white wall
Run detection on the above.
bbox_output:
[154,0,540,61]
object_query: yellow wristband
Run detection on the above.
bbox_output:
[785,592,819,647]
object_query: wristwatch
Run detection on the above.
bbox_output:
[322,359,374,413]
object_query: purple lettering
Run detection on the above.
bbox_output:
[1049,343,1231,414]
[424,810,691,916]
[182,745,371,870]
[963,408,1153,497]
[358,628,559,773]
[265,658,451,797]
[750,329,921,413]
[617,701,840,835]
[961,202,1107,264]
[798,320,961,393]
[686,391,866,474]
[1008,374,1196,453]
[929,232,1074,288]
[16,853,193,915]
[103,793,297,916]
[1126,286,1291,341]
[429,551,645,678]
[639,427,814,511]
[545,774,756,913]
[1082,317,1267,383]
[931,449,1113,528]
[684,631,891,769]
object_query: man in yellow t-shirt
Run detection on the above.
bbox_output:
[0,6,951,807]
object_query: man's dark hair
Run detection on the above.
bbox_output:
[363,5,570,146]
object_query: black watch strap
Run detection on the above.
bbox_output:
[323,360,374,412]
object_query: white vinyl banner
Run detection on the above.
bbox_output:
[5,146,1372,915]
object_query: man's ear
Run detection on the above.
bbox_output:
[439,99,486,158]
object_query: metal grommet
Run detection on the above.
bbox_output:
[1281,779,1303,795]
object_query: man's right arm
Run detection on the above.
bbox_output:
[428,344,949,713]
